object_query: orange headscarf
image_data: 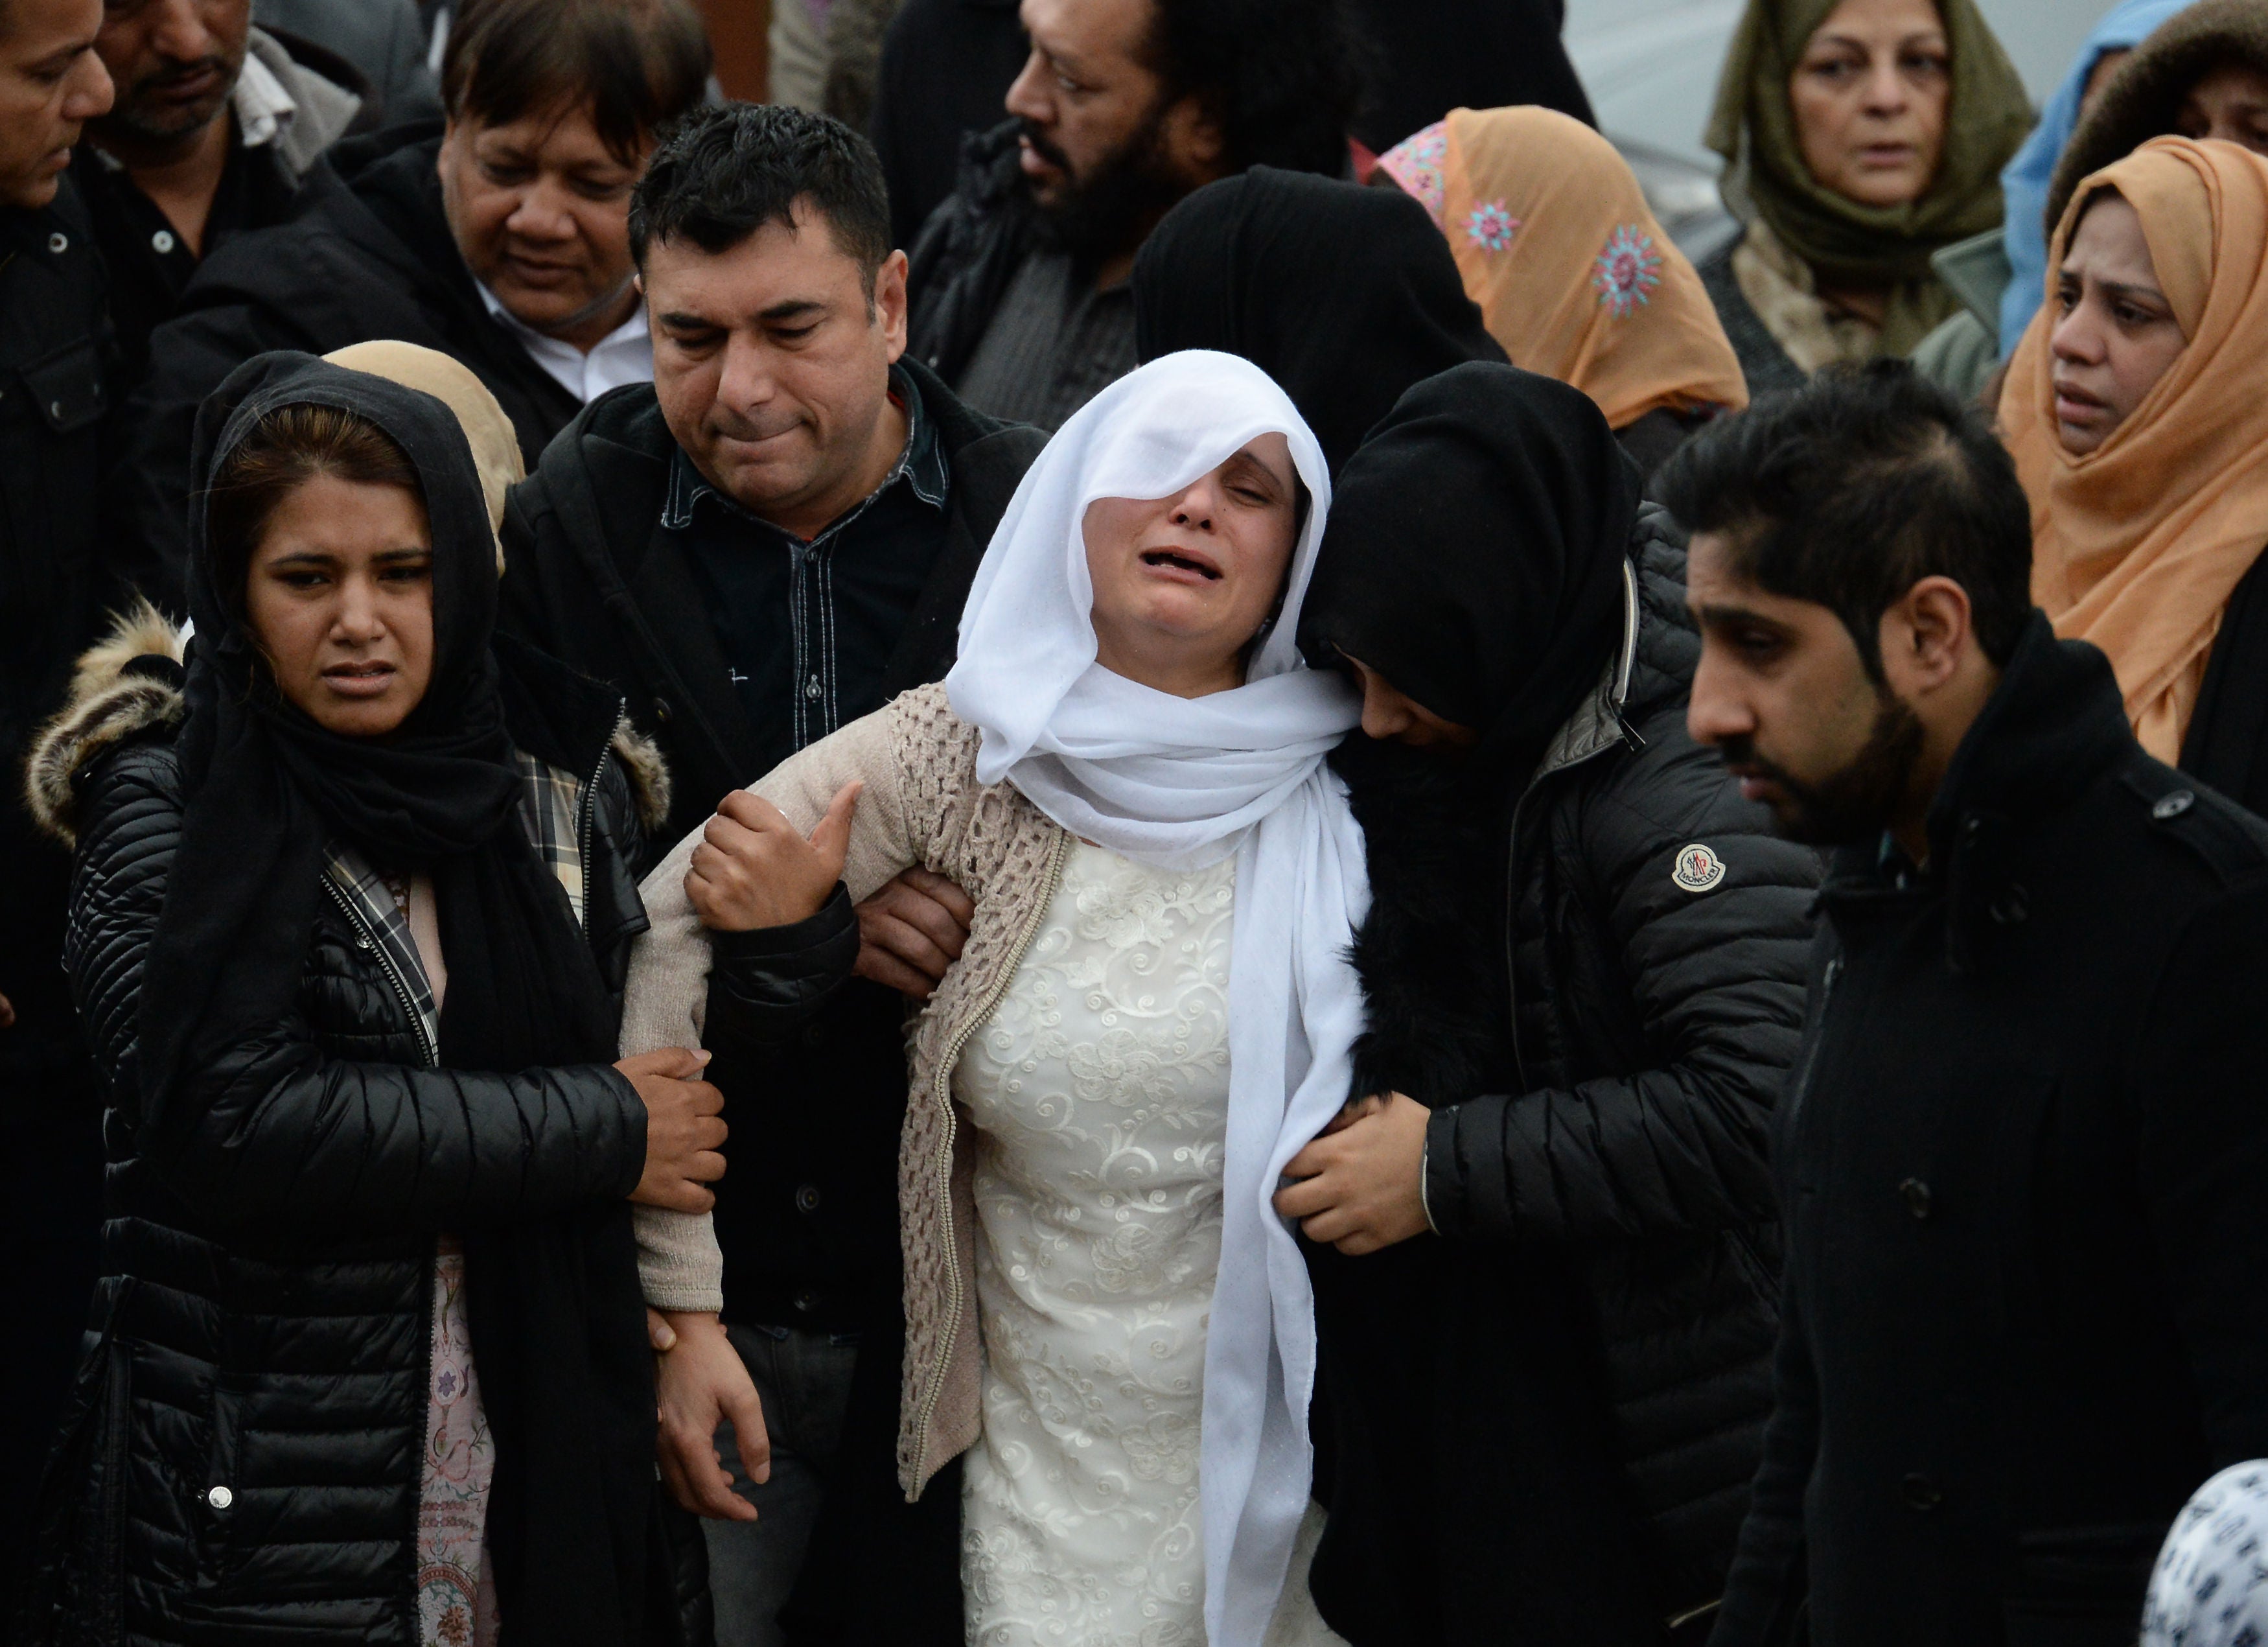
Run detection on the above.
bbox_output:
[2001,136,2268,763]
[1382,106,1748,430]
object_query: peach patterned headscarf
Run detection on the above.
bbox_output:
[1378,106,1748,430]
[2001,137,2268,762]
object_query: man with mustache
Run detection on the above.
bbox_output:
[1665,362,2268,1646]
[104,0,708,613]
[906,0,1363,429]
[0,0,114,1600]
[70,0,368,379]
[497,103,1047,1647]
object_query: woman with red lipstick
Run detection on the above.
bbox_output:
[1697,0,2030,393]
[23,351,720,1647]
[2002,134,2268,819]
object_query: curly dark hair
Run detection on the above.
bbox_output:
[1147,0,1369,177]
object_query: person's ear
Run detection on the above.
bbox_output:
[1161,93,1227,182]
[874,248,910,362]
[1880,576,1974,699]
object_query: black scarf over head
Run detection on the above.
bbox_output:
[140,352,661,1644]
[1301,361,1640,785]
[1299,361,1640,1108]
[1131,167,1506,474]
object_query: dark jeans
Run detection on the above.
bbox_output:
[704,1323,860,1647]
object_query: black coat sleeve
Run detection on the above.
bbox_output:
[69,747,648,1235]
[2132,878,2268,1464]
[1424,734,1820,1244]
[1707,1282,1817,1647]
[701,885,864,1060]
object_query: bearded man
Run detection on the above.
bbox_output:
[1665,361,2268,1647]
[905,0,1361,428]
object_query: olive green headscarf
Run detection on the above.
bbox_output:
[1706,0,2034,355]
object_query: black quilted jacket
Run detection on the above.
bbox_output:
[15,645,711,1647]
[1306,515,1822,1645]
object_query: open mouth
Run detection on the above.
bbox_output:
[1139,547,1221,581]
[322,662,397,697]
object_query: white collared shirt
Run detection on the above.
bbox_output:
[233,50,297,150]
[476,281,654,404]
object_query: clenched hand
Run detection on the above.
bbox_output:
[1273,1090,1433,1256]
[686,782,862,932]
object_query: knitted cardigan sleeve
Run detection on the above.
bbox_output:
[624,689,940,1310]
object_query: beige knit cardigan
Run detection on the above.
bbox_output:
[622,684,1072,1501]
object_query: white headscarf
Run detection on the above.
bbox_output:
[945,351,1368,1644]
[2144,1462,2268,1646]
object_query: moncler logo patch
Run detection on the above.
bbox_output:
[1671,843,1726,893]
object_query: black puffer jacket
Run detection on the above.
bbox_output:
[16,627,709,1647]
[1307,515,1820,1646]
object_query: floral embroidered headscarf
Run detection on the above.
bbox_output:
[1379,106,1750,428]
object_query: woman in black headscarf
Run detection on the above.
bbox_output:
[1271,362,1821,1645]
[23,351,718,1647]
[1131,166,1506,473]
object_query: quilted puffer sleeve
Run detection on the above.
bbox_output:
[68,744,647,1235]
[1423,730,1819,1244]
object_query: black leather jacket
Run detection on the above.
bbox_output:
[16,640,710,1647]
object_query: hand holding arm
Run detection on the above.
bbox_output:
[1273,1092,1433,1256]
[687,783,862,933]
[618,1047,726,1213]
[853,868,975,1000]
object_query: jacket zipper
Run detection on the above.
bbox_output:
[1501,734,1630,1085]
[908,826,1071,1497]
[320,876,438,1069]
[575,706,627,938]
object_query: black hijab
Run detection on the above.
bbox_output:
[141,352,660,1644]
[1131,167,1506,474]
[1301,360,1640,785]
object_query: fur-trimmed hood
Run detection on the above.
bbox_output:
[2048,0,2268,232]
[25,603,672,849]
[27,602,189,849]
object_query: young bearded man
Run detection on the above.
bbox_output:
[1663,362,2268,1647]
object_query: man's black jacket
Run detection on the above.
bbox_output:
[110,123,581,613]
[0,180,110,1071]
[0,178,113,1602]
[1711,616,2268,1647]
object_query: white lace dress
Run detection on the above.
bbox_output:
[954,840,1341,1647]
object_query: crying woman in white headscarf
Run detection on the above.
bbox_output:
[618,350,1369,1647]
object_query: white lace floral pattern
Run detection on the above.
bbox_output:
[955,841,1236,1646]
